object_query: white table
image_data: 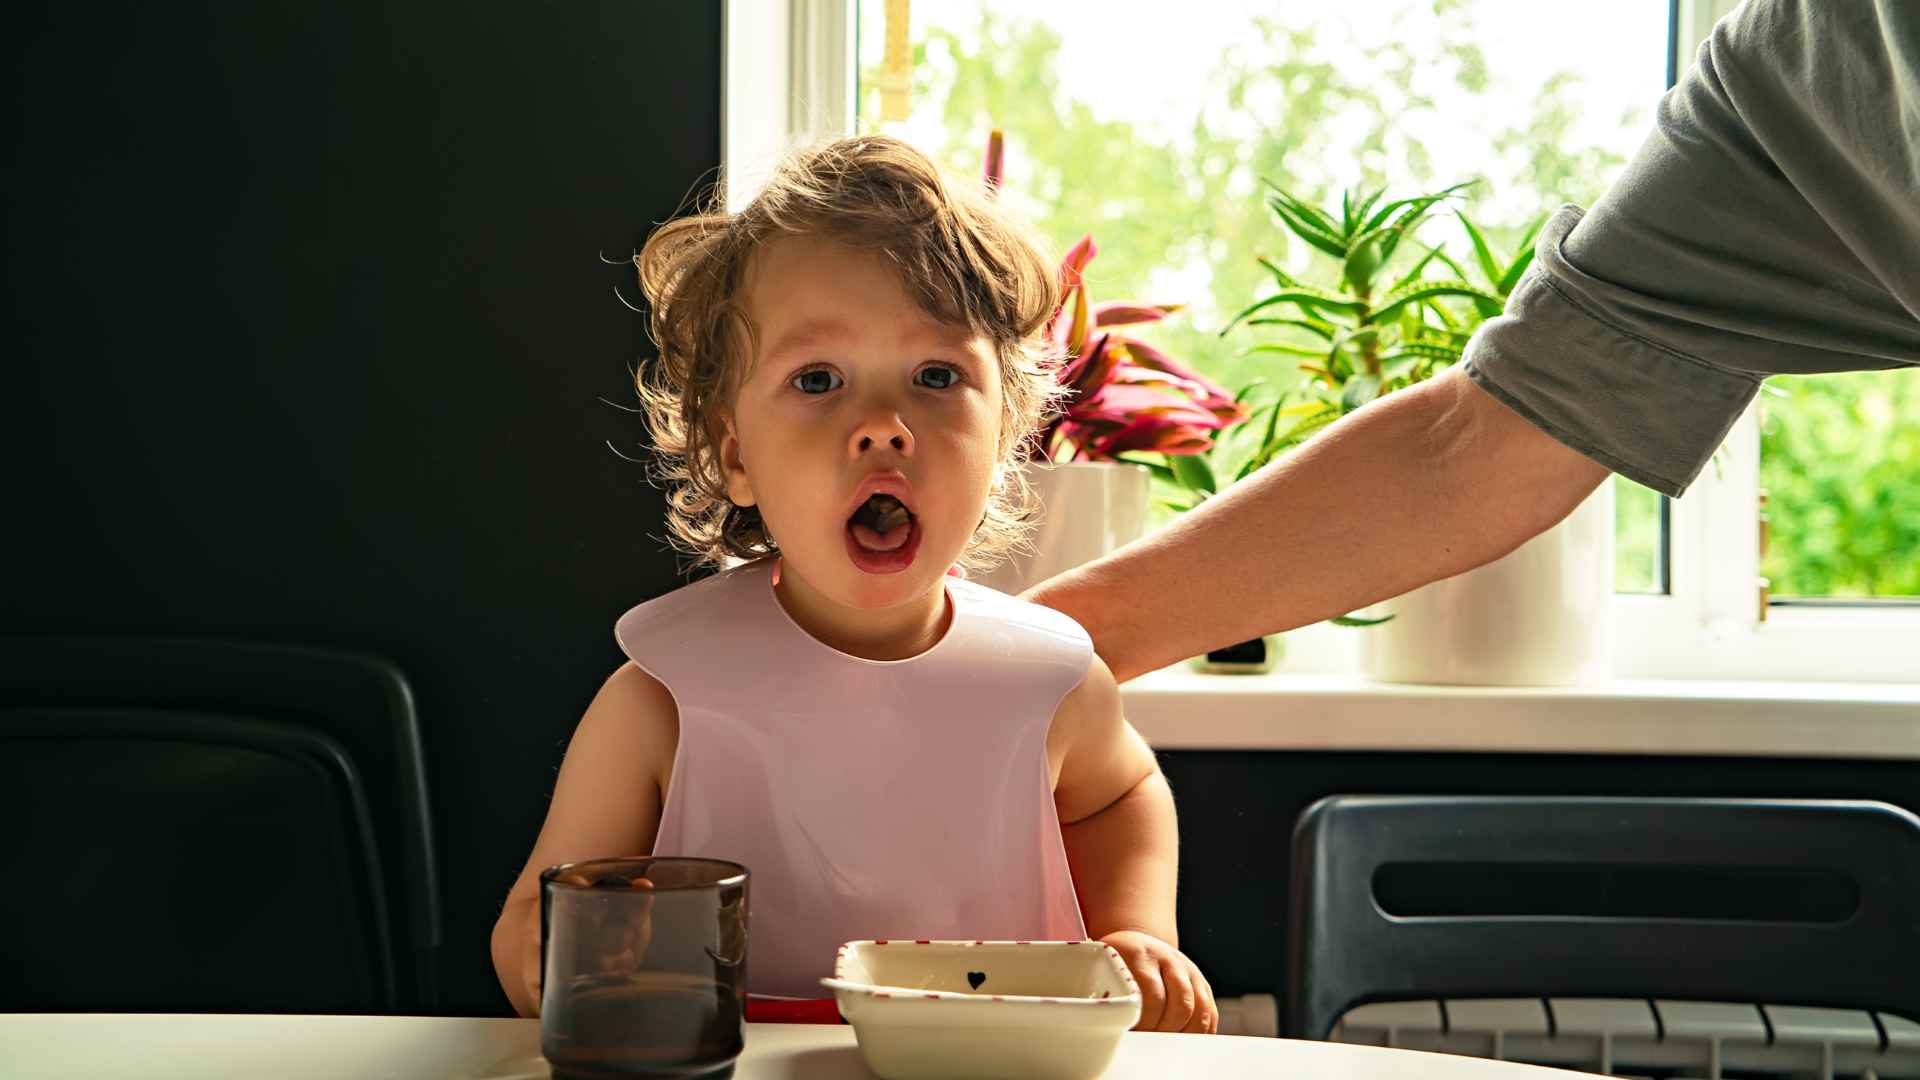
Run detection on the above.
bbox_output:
[4,1013,1603,1078]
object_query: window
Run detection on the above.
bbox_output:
[849,0,1675,598]
[724,0,1918,683]
[1760,371,1920,602]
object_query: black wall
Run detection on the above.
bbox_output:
[8,2,720,1013]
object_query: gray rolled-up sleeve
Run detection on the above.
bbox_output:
[1465,0,1920,498]
[1466,208,1762,497]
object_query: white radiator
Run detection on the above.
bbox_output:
[1332,998,1920,1080]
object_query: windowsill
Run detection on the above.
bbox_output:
[1121,667,1920,759]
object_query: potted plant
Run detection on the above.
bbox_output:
[1207,178,1613,685]
[974,131,1250,595]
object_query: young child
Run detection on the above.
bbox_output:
[490,135,1215,1033]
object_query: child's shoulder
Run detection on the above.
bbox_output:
[615,560,768,636]
[611,561,779,682]
[952,577,1093,652]
[951,583,1113,719]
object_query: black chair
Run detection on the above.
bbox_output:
[0,707,394,1012]
[1288,795,1920,1040]
[0,637,440,1013]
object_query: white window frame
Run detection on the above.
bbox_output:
[728,0,1919,685]
[721,0,854,213]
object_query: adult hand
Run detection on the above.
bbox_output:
[1100,929,1217,1034]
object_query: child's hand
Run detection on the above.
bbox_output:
[521,910,543,1013]
[534,871,658,1010]
[1099,929,1217,1034]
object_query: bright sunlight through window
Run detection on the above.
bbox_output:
[858,0,1674,593]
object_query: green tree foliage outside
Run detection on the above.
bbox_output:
[858,2,1918,598]
[1761,371,1920,597]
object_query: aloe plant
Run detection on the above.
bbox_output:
[1228,180,1497,407]
[1126,182,1547,631]
[1151,181,1546,504]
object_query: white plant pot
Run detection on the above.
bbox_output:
[975,461,1151,596]
[1360,482,1615,686]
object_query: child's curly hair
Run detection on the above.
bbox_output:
[633,135,1068,575]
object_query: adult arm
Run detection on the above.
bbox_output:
[1028,0,1918,683]
[1026,368,1608,682]
[1466,0,1918,498]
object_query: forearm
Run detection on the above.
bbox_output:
[1061,770,1179,946]
[1025,367,1609,682]
[490,894,541,1017]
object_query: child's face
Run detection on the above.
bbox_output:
[721,234,1004,610]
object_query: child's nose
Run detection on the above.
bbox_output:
[850,414,914,457]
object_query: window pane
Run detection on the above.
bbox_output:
[857,0,1669,589]
[1759,371,1920,600]
[1614,474,1667,594]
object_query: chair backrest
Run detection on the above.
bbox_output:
[1288,795,1920,1040]
[0,707,393,1012]
[0,636,440,1012]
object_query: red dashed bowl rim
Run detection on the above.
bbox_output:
[822,939,1142,1006]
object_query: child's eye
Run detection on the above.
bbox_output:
[790,368,842,394]
[916,365,962,390]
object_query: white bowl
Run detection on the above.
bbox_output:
[821,939,1142,1080]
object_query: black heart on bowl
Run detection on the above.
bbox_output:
[967,971,986,989]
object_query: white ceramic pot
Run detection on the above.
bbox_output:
[1360,482,1615,686]
[974,461,1151,595]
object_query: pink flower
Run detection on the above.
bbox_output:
[1036,247,1245,462]
[985,130,1247,463]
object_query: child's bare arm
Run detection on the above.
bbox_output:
[1052,654,1216,1033]
[1053,655,1175,942]
[489,662,678,1017]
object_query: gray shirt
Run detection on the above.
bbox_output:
[1463,0,1920,497]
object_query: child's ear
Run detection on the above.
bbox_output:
[717,415,757,508]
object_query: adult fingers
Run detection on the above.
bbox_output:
[1154,955,1197,1033]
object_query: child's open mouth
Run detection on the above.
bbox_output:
[845,493,920,574]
